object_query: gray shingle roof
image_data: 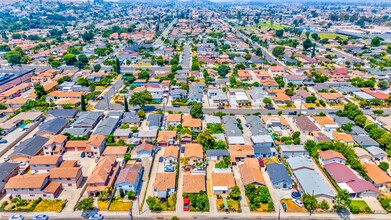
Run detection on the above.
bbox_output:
[72,111,103,128]
[147,114,162,127]
[352,135,379,147]
[37,118,68,135]
[11,136,49,157]
[266,163,292,185]
[46,109,78,118]
[293,169,335,198]
[122,112,140,124]
[206,149,229,157]
[0,162,19,181]
[93,117,120,136]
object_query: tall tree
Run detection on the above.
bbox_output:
[80,95,86,111]
[34,85,47,99]
[130,90,152,108]
[333,190,351,211]
[115,56,121,74]
[124,97,129,112]
[190,103,203,118]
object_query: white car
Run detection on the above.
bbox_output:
[33,214,49,220]
[9,215,24,220]
[293,199,304,207]
[89,214,104,220]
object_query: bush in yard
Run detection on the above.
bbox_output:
[379,162,389,171]
[77,198,94,211]
[229,186,241,200]
[146,196,162,211]
[320,200,330,211]
[119,188,125,198]
[127,191,135,200]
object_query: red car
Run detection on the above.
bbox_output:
[258,158,264,167]
[183,197,190,211]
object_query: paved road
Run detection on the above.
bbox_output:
[153,19,177,47]
[181,42,191,69]
[94,78,124,110]
[221,19,286,67]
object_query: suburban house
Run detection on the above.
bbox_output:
[113,128,132,141]
[318,150,346,166]
[147,114,162,130]
[163,146,179,163]
[29,155,63,174]
[49,167,83,189]
[293,116,320,135]
[353,147,372,162]
[352,135,380,148]
[184,143,204,165]
[92,117,120,136]
[5,174,62,199]
[36,118,68,136]
[153,172,176,199]
[312,116,339,132]
[211,169,236,194]
[228,145,255,165]
[363,163,391,192]
[136,142,154,157]
[0,162,20,193]
[8,136,50,163]
[157,130,177,147]
[165,114,182,128]
[42,134,67,156]
[182,115,202,132]
[122,112,141,126]
[366,146,387,161]
[206,150,230,161]
[65,134,106,157]
[268,66,285,76]
[324,162,378,198]
[138,129,158,142]
[266,163,293,189]
[239,158,265,187]
[115,163,144,195]
[86,157,120,197]
[253,144,274,158]
[182,174,206,194]
[102,146,128,159]
[288,157,335,201]
[280,145,308,158]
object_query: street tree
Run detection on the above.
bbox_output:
[303,193,318,214]
[217,65,230,77]
[34,85,47,99]
[124,97,129,112]
[190,103,203,118]
[333,190,351,211]
[80,95,86,111]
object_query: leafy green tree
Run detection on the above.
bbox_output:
[229,185,241,200]
[333,190,351,211]
[341,123,353,132]
[63,53,77,65]
[196,130,215,150]
[371,36,383,47]
[272,46,285,57]
[136,109,146,118]
[127,191,135,200]
[93,64,101,72]
[303,38,313,51]
[387,44,391,54]
[263,97,272,107]
[124,153,131,163]
[50,60,61,68]
[311,33,320,41]
[130,90,152,108]
[379,162,389,171]
[275,30,284,38]
[378,81,389,90]
[76,198,94,211]
[114,57,121,74]
[190,103,203,118]
[80,95,86,111]
[146,196,162,211]
[138,70,150,79]
[354,115,367,128]
[0,44,10,52]
[303,193,318,213]
[217,65,230,77]
[34,85,47,99]
[119,188,125,198]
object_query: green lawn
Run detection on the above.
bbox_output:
[108,200,132,211]
[301,32,348,40]
[258,21,286,30]
[350,200,371,214]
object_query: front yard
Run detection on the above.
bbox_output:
[108,200,132,211]
[97,200,109,211]
[33,200,67,212]
[216,197,241,212]
[350,200,372,214]
[280,199,307,213]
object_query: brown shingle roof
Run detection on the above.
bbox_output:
[212,172,235,189]
[153,173,176,191]
[5,174,48,189]
[30,155,62,165]
[239,158,265,186]
[49,167,81,179]
[319,150,346,161]
[184,143,203,159]
[163,146,178,159]
[363,163,391,185]
[183,174,206,193]
[166,114,182,122]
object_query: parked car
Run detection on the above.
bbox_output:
[293,199,304,207]
[89,214,104,220]
[181,146,185,153]
[3,156,9,162]
[281,202,287,212]
[305,155,311,161]
[267,107,275,110]
[217,106,225,109]
[33,214,49,220]
[158,157,163,162]
[81,152,86,158]
[173,104,180,108]
[9,215,24,220]
[291,191,301,199]
[183,197,190,211]
[164,166,175,172]
[308,107,315,110]
[164,160,171,166]
[0,138,7,144]
[95,157,100,163]
[288,111,297,115]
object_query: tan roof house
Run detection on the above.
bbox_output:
[318,150,346,166]
[153,173,176,199]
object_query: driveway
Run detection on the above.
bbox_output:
[141,149,162,214]
[362,197,387,214]
[232,165,250,213]
[239,116,253,145]
[207,162,217,213]
[262,168,284,212]
[175,165,184,213]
